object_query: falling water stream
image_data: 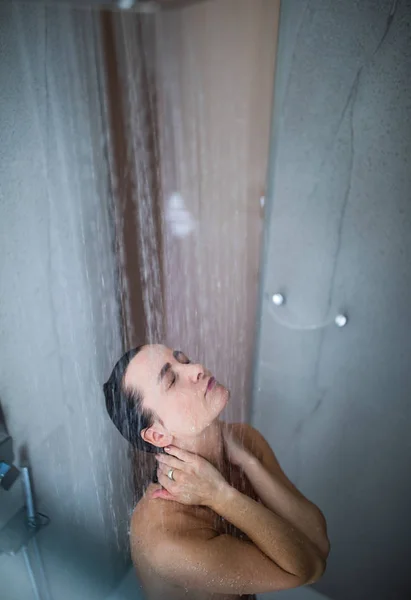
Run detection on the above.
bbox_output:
[0,1,278,598]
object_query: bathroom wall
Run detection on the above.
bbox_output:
[0,5,135,599]
[253,1,411,599]
[99,10,165,352]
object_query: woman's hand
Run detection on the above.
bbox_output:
[152,446,229,506]
[222,427,256,468]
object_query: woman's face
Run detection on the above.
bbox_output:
[124,344,229,443]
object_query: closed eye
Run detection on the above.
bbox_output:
[168,373,177,389]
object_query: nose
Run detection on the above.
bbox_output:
[187,362,207,383]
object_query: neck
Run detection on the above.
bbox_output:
[172,420,228,472]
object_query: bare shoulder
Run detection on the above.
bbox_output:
[130,486,184,576]
[235,422,301,494]
[130,483,215,553]
[228,421,265,462]
[130,484,185,540]
[129,482,221,593]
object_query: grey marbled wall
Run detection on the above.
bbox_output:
[253,2,411,599]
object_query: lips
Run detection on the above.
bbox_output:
[205,376,216,396]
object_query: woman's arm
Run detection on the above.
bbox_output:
[241,427,330,559]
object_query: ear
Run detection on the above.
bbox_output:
[141,426,171,449]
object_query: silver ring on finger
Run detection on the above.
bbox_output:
[167,468,174,481]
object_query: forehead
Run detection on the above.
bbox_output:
[124,344,172,389]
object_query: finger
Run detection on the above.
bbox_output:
[157,462,179,481]
[152,488,175,500]
[157,469,175,491]
[164,445,197,464]
[157,453,183,470]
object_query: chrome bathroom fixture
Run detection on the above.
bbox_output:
[270,292,350,331]
[0,404,51,599]
[0,461,20,491]
[0,407,20,491]
[334,314,348,328]
[272,293,285,306]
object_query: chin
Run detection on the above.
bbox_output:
[216,384,230,410]
[221,386,230,403]
[205,385,229,424]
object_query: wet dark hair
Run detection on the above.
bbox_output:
[103,345,165,455]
